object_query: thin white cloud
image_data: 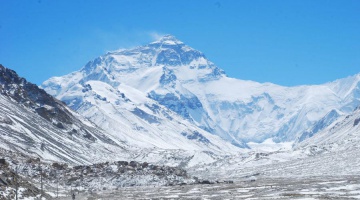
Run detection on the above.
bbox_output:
[88,29,168,53]
[148,31,166,41]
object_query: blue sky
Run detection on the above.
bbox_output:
[1,0,359,86]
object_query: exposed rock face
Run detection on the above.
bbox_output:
[0,64,73,125]
[354,117,360,126]
[0,151,51,199]
[63,160,191,188]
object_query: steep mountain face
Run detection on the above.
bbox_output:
[296,109,342,143]
[0,64,132,165]
[42,35,360,147]
[295,106,360,151]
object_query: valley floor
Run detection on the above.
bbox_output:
[57,175,360,200]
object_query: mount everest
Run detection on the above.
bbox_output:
[42,35,360,149]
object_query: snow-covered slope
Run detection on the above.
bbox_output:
[42,35,360,148]
[80,80,238,152]
[225,106,360,180]
[187,105,360,180]
[295,106,360,151]
[0,64,133,165]
[0,64,241,170]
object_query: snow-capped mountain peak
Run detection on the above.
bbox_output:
[42,36,360,149]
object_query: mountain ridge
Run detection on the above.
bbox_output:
[0,64,132,165]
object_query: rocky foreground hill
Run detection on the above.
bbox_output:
[0,147,215,199]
